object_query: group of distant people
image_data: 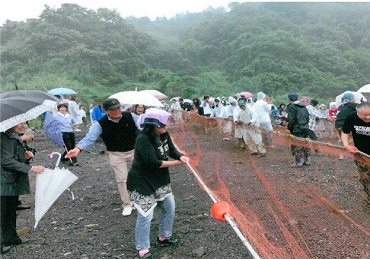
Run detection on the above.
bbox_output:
[168,91,370,206]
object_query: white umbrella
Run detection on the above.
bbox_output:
[357,84,370,93]
[140,90,168,100]
[110,91,164,107]
[335,91,367,107]
[34,152,78,229]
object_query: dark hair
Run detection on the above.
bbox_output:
[142,124,169,146]
[57,103,68,111]
[134,104,146,115]
[279,103,286,109]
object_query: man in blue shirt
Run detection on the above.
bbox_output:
[66,98,138,216]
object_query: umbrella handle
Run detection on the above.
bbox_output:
[63,145,74,164]
[49,152,61,168]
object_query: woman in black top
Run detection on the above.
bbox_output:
[127,108,189,259]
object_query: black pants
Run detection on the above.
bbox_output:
[0,196,22,247]
[62,132,77,163]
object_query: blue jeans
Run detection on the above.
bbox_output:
[135,194,176,250]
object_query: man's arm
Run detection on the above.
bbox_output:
[341,132,357,153]
[65,122,103,158]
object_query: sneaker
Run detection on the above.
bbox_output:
[138,251,155,258]
[155,237,180,247]
[223,137,231,141]
[122,206,133,216]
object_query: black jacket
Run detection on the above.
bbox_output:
[286,101,310,134]
[1,131,31,196]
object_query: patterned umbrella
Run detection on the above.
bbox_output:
[43,113,64,147]
[0,90,59,132]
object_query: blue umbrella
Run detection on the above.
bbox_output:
[48,87,77,96]
[43,113,64,147]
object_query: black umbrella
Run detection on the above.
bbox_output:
[0,90,61,102]
[0,90,60,132]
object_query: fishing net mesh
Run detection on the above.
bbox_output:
[171,111,370,259]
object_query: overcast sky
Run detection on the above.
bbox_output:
[0,0,239,25]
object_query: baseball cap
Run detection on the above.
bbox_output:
[102,98,121,111]
[288,93,298,101]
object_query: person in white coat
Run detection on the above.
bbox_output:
[68,96,80,122]
[235,99,266,156]
[254,92,274,148]
[219,97,237,141]
[170,98,182,123]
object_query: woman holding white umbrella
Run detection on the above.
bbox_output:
[0,90,59,254]
[1,122,45,254]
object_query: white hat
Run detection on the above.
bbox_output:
[228,97,237,103]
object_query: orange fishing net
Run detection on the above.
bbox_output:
[171,112,370,259]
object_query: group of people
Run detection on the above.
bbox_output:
[1,96,190,258]
[65,98,189,259]
[285,92,370,204]
[169,91,370,205]
[2,89,369,258]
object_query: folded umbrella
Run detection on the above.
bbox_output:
[34,152,78,229]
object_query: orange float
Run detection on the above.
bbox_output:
[210,201,233,222]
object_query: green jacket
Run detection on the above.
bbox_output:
[1,131,31,196]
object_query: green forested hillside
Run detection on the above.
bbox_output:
[1,2,370,105]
